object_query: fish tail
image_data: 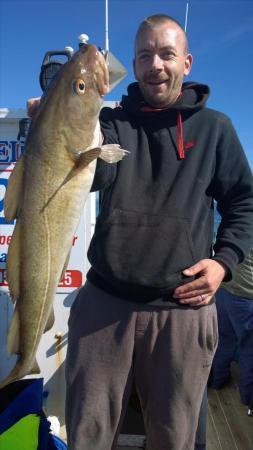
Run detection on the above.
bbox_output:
[0,358,41,390]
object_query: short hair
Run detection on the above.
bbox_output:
[135,14,189,54]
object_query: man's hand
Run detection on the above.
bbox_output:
[173,259,228,306]
[27,97,41,117]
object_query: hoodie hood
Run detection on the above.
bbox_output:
[120,81,210,116]
[120,81,210,160]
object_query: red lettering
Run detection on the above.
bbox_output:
[59,270,82,288]
[72,236,78,246]
[0,235,12,245]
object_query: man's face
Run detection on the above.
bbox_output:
[133,22,193,108]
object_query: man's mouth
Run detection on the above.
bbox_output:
[147,80,168,86]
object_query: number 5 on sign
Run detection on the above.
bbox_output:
[58,270,82,288]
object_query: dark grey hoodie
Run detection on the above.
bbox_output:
[86,81,253,305]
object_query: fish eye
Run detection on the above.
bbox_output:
[72,78,86,95]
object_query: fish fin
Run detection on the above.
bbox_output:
[99,144,129,163]
[51,147,102,192]
[45,308,55,332]
[6,220,21,302]
[7,309,20,355]
[30,358,41,374]
[42,147,102,212]
[4,153,24,221]
[77,147,102,169]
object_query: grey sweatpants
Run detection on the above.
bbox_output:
[65,281,218,450]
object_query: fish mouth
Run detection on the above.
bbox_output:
[95,51,109,96]
[79,44,109,96]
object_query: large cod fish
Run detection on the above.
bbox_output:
[0,44,127,389]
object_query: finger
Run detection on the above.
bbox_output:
[27,97,41,117]
[179,294,212,306]
[182,260,207,277]
[174,276,208,296]
[174,289,210,299]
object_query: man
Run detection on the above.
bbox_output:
[27,14,252,450]
[210,248,253,408]
[64,14,253,450]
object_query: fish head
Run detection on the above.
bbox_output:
[62,44,109,152]
[66,43,109,108]
[33,44,109,156]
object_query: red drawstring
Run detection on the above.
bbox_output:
[141,104,186,160]
[177,112,185,159]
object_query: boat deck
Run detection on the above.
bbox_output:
[118,363,253,449]
[207,363,253,449]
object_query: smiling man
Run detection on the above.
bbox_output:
[65,14,253,450]
[134,16,192,108]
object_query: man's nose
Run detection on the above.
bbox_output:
[150,54,163,72]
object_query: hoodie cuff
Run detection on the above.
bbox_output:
[212,247,241,281]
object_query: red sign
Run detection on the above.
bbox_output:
[58,270,82,288]
[0,269,82,289]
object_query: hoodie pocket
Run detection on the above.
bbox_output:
[88,209,196,288]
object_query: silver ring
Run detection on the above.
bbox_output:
[200,294,205,302]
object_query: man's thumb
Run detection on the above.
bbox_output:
[183,261,203,276]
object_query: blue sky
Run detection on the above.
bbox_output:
[0,0,252,166]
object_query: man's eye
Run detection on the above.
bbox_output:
[162,52,175,60]
[139,54,150,61]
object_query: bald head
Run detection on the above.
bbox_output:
[135,14,189,55]
[133,13,193,108]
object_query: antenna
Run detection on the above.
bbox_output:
[105,0,109,52]
[103,0,128,91]
[184,2,189,33]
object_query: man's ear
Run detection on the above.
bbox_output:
[133,57,138,80]
[184,53,193,76]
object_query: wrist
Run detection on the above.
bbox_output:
[213,259,229,279]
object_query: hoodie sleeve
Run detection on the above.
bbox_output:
[90,107,118,192]
[211,116,253,279]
